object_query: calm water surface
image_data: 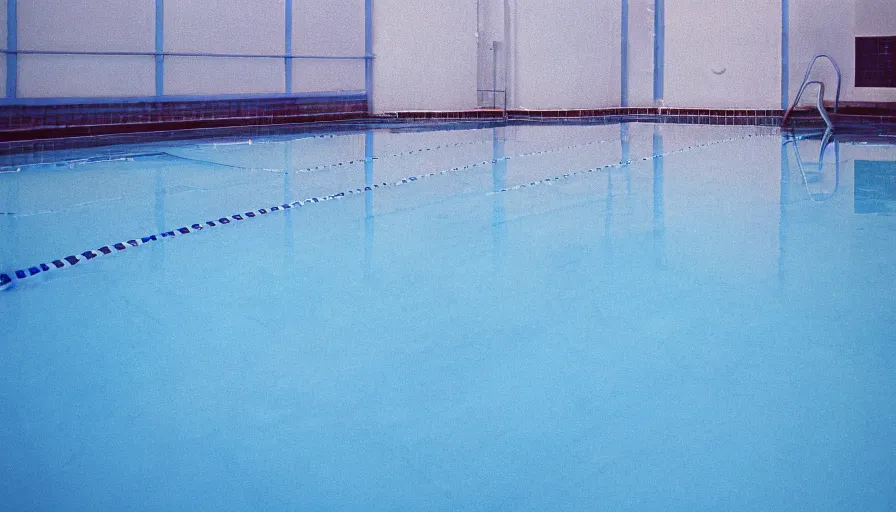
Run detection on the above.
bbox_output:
[1,123,894,511]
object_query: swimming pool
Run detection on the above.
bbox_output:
[1,122,894,510]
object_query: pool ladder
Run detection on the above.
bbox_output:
[782,54,842,132]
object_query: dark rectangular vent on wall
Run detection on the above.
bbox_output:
[856,36,896,88]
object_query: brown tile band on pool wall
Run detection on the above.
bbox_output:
[511,108,786,126]
[0,95,369,140]
[3,101,896,157]
[383,108,784,125]
[0,106,778,144]
[383,105,896,126]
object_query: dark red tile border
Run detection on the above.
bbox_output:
[380,107,794,128]
[5,101,896,156]
[504,107,786,125]
[0,111,370,143]
[1,95,367,140]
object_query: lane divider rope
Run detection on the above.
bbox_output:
[165,133,619,175]
[489,133,772,194]
[0,129,356,172]
[0,132,774,291]
[3,134,623,218]
[3,127,625,178]
[160,138,497,175]
[0,152,169,173]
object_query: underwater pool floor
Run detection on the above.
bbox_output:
[1,122,894,510]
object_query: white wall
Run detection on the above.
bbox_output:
[0,0,6,50]
[164,57,284,96]
[626,0,655,107]
[665,0,781,109]
[1,0,7,98]
[294,60,365,94]
[4,0,895,107]
[855,0,896,37]
[293,0,366,93]
[372,0,477,111]
[16,0,156,98]
[789,0,850,106]
[164,0,285,95]
[20,55,156,98]
[512,0,620,109]
[791,0,896,105]
[19,0,155,53]
[6,0,365,100]
[475,0,506,108]
[623,0,896,109]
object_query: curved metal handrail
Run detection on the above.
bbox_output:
[783,81,833,131]
[782,54,841,129]
[804,54,841,112]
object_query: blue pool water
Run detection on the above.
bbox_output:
[1,122,895,511]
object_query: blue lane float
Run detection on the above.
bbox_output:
[0,198,315,290]
[0,132,771,291]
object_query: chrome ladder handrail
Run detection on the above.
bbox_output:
[781,54,842,131]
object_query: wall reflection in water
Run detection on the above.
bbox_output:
[779,130,896,285]
[491,126,507,264]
